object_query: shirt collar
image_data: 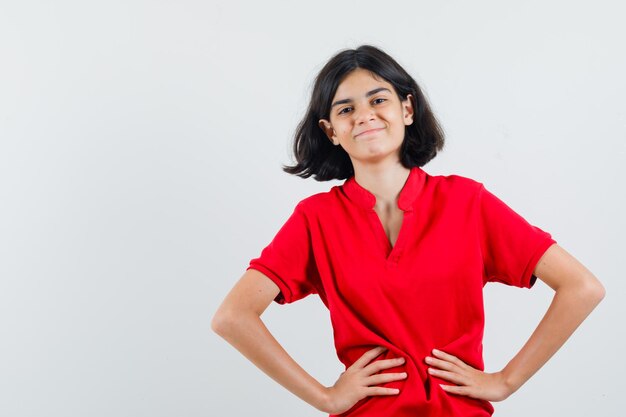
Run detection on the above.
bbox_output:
[341,166,426,212]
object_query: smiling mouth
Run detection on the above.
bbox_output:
[355,128,384,138]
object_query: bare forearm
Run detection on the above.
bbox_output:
[501,282,604,393]
[213,313,329,412]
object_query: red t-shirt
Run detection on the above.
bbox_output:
[247,166,556,417]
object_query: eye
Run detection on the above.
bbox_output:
[338,106,352,115]
[373,97,386,104]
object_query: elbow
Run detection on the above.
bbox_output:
[211,307,259,337]
[590,280,606,304]
[211,309,235,336]
[579,275,606,307]
[556,274,606,308]
[210,312,224,335]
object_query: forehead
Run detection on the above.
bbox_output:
[333,68,393,99]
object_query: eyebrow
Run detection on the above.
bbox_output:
[331,87,392,109]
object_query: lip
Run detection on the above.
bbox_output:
[355,127,385,138]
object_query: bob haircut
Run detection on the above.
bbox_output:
[282,44,445,181]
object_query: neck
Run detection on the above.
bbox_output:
[352,160,411,208]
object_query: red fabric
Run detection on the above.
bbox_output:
[247,166,556,417]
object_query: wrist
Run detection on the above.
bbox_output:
[315,386,333,413]
[499,368,521,397]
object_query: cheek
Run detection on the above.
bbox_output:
[336,122,351,136]
[393,114,409,131]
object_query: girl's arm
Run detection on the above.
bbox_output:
[213,269,410,414]
[211,269,329,412]
[425,243,605,401]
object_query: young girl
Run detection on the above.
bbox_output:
[211,45,605,417]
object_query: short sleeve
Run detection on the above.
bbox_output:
[477,184,557,288]
[246,202,320,304]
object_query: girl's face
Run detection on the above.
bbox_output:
[318,68,414,167]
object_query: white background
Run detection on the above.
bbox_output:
[1,1,624,416]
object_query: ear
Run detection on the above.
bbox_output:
[318,119,338,145]
[402,94,415,125]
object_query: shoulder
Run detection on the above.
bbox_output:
[293,186,342,215]
[425,170,484,197]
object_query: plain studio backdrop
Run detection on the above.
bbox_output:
[1,1,624,416]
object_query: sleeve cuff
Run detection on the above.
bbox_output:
[246,264,292,304]
[520,238,557,289]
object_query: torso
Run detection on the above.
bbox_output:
[249,166,530,416]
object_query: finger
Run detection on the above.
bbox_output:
[367,371,408,385]
[432,349,468,369]
[364,356,406,374]
[439,383,471,396]
[351,346,387,369]
[365,386,401,396]
[424,356,456,372]
[428,368,469,386]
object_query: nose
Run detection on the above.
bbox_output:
[354,104,376,124]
